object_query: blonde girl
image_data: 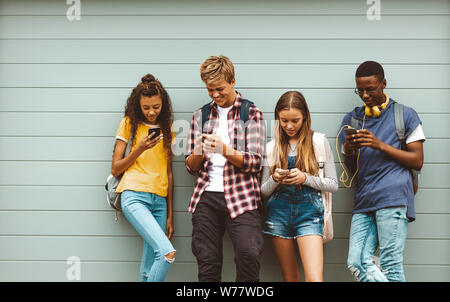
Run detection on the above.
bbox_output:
[261,91,338,282]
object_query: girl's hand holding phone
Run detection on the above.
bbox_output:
[273,168,290,183]
[280,168,306,185]
[137,133,163,152]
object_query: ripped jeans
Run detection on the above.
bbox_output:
[122,190,176,282]
[347,206,408,282]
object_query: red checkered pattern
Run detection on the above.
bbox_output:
[185,93,266,219]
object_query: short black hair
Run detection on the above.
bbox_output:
[355,61,385,81]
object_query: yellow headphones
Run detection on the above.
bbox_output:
[364,93,390,117]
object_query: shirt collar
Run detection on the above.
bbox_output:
[210,91,243,112]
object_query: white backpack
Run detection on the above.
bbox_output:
[312,132,334,243]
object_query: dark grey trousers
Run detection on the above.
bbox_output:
[191,191,264,282]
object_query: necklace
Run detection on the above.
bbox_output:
[289,144,297,152]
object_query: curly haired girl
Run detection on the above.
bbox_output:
[111,74,175,282]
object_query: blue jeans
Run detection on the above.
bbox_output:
[347,206,408,282]
[121,190,175,282]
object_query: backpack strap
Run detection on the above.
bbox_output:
[239,99,254,124]
[312,132,334,242]
[393,102,407,150]
[350,116,359,130]
[201,100,254,127]
[237,99,254,150]
[201,102,213,133]
[312,132,326,178]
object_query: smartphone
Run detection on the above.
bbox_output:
[148,127,161,139]
[278,169,290,176]
[344,127,358,136]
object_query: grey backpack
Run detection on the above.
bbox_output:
[105,135,133,220]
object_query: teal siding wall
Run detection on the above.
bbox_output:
[0,0,449,281]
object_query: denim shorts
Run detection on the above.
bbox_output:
[263,190,325,239]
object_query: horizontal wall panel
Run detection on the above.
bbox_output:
[0,260,446,282]
[0,236,264,265]
[0,112,447,138]
[0,211,448,239]
[0,185,195,213]
[1,64,449,89]
[2,40,449,64]
[0,137,447,163]
[0,261,140,282]
[0,211,192,237]
[0,161,447,188]
[329,189,450,214]
[0,161,447,190]
[1,0,448,15]
[323,238,450,265]
[403,266,450,282]
[1,15,448,39]
[1,186,448,215]
[1,88,449,114]
[0,236,447,266]
[0,161,194,187]
[0,261,274,282]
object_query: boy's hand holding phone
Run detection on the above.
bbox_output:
[352,129,384,151]
[202,133,225,155]
[343,127,360,156]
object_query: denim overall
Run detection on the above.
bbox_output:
[263,156,324,239]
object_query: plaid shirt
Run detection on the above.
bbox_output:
[185,92,266,219]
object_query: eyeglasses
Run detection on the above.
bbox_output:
[354,82,383,96]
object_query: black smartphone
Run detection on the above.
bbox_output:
[344,128,358,136]
[148,128,161,139]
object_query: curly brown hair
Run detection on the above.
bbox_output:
[124,74,174,159]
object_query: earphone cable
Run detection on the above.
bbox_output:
[336,114,366,188]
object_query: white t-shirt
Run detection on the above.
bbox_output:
[205,105,233,192]
[406,124,426,144]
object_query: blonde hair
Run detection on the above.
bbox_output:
[200,55,235,84]
[271,91,318,176]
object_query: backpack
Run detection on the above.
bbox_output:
[312,132,333,243]
[105,135,133,222]
[201,99,254,135]
[351,102,420,194]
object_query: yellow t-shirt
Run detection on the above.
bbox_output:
[115,117,172,197]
